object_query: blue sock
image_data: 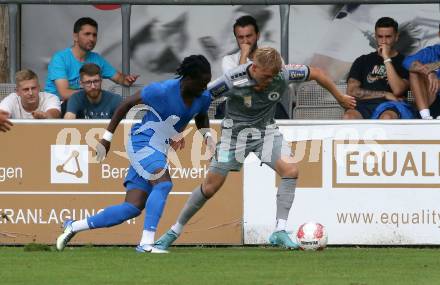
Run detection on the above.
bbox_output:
[87,202,141,229]
[144,181,173,231]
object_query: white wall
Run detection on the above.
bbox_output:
[244,122,440,245]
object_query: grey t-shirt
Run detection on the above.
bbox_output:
[208,62,310,133]
[66,90,122,119]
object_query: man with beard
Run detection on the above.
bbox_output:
[222,15,261,73]
[219,15,289,119]
[343,17,415,119]
[45,17,138,113]
[64,64,122,119]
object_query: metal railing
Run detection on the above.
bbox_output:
[1,0,438,4]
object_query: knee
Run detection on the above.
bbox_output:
[201,172,225,198]
[201,181,221,198]
[379,111,398,120]
[343,112,352,120]
[280,165,299,179]
[152,181,173,199]
[122,202,142,219]
[125,194,146,210]
[131,201,145,211]
[155,181,173,191]
[150,173,173,194]
[343,110,360,120]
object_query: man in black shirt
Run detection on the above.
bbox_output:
[343,17,416,119]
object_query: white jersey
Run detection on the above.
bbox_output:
[208,63,310,133]
[221,50,286,73]
[0,92,61,119]
[221,51,251,74]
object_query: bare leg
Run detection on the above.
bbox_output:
[379,110,399,120]
[343,109,363,119]
[201,171,227,198]
[410,72,436,117]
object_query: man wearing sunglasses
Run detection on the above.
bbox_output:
[64,63,122,119]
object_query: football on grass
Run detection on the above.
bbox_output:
[296,222,328,251]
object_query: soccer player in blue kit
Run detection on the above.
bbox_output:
[56,55,215,253]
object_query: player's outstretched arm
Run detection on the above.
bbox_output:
[97,92,143,161]
[107,91,142,134]
[308,67,356,110]
[207,75,231,101]
[194,112,215,155]
[194,112,210,132]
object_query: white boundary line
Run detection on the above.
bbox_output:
[0,192,192,195]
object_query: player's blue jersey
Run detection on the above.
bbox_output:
[130,78,211,153]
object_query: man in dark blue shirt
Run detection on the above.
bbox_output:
[64,63,122,119]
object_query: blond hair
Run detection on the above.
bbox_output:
[15,69,38,85]
[253,47,282,73]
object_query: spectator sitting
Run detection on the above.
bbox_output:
[222,15,261,72]
[64,63,122,119]
[45,17,138,113]
[403,23,440,119]
[220,15,289,119]
[0,69,61,123]
[343,17,416,120]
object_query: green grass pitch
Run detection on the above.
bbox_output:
[0,246,439,285]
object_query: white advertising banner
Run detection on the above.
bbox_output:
[244,121,440,245]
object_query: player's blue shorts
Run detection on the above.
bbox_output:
[124,141,168,193]
[371,101,417,119]
[356,99,417,119]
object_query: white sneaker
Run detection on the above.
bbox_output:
[436,116,440,120]
[135,244,169,254]
[56,219,76,251]
[422,116,434,119]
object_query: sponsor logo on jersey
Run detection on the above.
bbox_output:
[268,92,280,101]
[210,81,229,98]
[288,69,306,81]
[244,96,252,107]
[230,72,246,80]
[231,71,250,87]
